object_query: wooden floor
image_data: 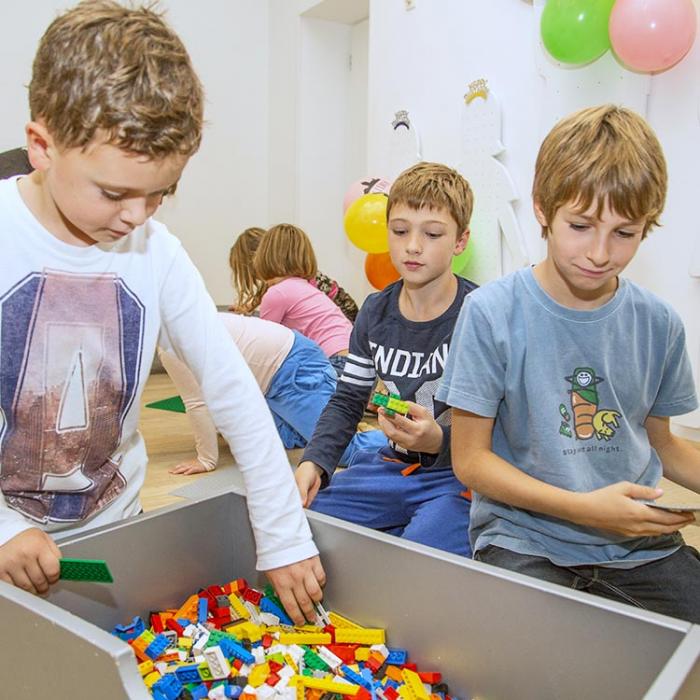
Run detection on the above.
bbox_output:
[139,373,700,549]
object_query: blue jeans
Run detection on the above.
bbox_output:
[310,446,472,557]
[475,544,700,623]
[267,332,386,464]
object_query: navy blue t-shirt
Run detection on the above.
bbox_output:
[302,276,477,483]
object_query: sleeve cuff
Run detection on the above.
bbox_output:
[255,539,319,572]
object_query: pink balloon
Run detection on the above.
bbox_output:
[342,176,391,214]
[610,0,697,73]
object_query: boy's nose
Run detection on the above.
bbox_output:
[120,198,149,227]
[587,234,610,266]
[405,233,422,253]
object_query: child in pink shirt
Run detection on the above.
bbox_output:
[255,224,353,374]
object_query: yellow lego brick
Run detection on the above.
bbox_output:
[296,682,306,700]
[283,653,299,673]
[174,593,200,622]
[292,676,360,696]
[296,624,325,632]
[399,686,415,700]
[178,637,193,649]
[248,663,270,687]
[327,612,360,629]
[143,671,161,688]
[279,632,332,645]
[228,593,251,620]
[353,647,370,661]
[334,628,386,645]
[229,621,263,643]
[138,659,155,676]
[401,669,429,700]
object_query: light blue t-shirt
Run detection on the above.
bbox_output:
[437,267,698,567]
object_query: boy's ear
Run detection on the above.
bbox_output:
[533,201,548,228]
[25,120,55,172]
[454,227,470,255]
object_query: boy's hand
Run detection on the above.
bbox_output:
[264,555,326,625]
[0,528,61,595]
[169,458,211,475]
[377,401,443,454]
[576,482,695,537]
[295,461,324,507]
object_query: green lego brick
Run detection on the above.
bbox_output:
[59,557,114,583]
[370,391,409,416]
[145,395,186,413]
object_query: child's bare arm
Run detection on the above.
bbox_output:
[647,414,700,494]
[452,408,694,537]
[295,461,324,507]
[0,528,61,595]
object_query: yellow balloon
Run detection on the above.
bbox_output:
[344,193,389,254]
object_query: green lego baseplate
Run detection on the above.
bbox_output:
[59,557,114,583]
[370,391,409,417]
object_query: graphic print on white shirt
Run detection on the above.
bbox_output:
[0,269,144,523]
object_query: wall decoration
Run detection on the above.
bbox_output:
[457,79,528,285]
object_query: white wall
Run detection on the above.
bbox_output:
[365,0,700,431]
[0,1,270,306]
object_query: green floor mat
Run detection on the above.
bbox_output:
[145,395,186,413]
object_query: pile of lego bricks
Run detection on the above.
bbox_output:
[111,578,454,700]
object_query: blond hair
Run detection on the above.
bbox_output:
[229,227,266,314]
[254,224,318,282]
[386,162,474,234]
[533,105,667,239]
[29,0,203,158]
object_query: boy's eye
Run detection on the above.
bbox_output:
[569,223,588,231]
[425,231,442,239]
[390,228,407,235]
[101,189,123,201]
[617,229,638,239]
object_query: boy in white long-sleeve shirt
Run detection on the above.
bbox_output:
[0,0,324,624]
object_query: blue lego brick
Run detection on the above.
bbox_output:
[260,595,293,626]
[188,684,209,700]
[111,616,145,641]
[175,663,202,683]
[152,674,183,700]
[145,633,171,660]
[225,686,243,698]
[386,649,408,665]
[218,636,255,665]
[197,597,209,624]
[340,665,373,691]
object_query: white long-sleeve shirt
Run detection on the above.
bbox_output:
[0,176,316,571]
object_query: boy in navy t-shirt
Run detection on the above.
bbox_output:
[295,162,477,557]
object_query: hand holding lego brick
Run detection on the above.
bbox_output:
[377,401,443,454]
[571,482,696,537]
[263,553,326,625]
[0,527,61,595]
[295,460,324,507]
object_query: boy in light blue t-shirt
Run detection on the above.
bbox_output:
[439,105,700,623]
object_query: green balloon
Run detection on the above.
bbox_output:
[540,0,614,65]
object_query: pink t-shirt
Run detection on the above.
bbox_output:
[259,277,352,357]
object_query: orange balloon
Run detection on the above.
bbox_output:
[365,252,400,290]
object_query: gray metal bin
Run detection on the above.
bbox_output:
[1,489,699,700]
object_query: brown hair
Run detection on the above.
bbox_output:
[29,0,203,158]
[229,227,265,314]
[533,104,667,239]
[386,161,474,234]
[253,224,318,282]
